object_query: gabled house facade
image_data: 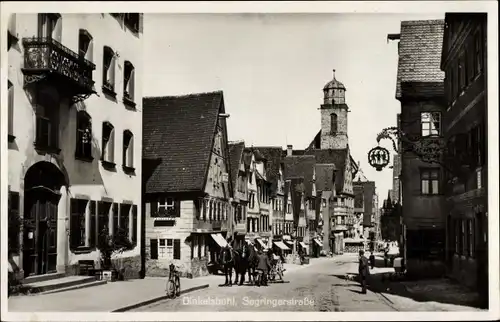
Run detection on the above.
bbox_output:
[7,13,144,281]
[253,149,273,246]
[392,19,447,278]
[142,91,233,278]
[228,141,249,249]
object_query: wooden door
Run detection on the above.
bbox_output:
[23,189,59,277]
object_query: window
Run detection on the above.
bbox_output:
[421,112,441,137]
[70,198,88,250]
[461,220,467,255]
[123,61,135,105]
[467,219,474,257]
[101,122,115,166]
[122,130,134,170]
[157,197,180,217]
[124,13,140,33]
[75,111,92,160]
[467,47,474,84]
[8,80,14,141]
[35,97,59,152]
[38,13,61,41]
[78,29,93,62]
[102,46,116,94]
[421,169,440,195]
[330,113,338,134]
[112,203,119,236]
[155,238,180,260]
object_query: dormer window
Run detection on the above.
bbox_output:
[159,198,175,212]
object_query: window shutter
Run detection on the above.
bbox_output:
[175,200,181,217]
[127,68,135,100]
[108,128,115,162]
[70,198,79,249]
[8,83,14,136]
[150,200,158,218]
[132,205,138,245]
[173,239,181,260]
[89,200,96,248]
[150,239,158,260]
[86,39,94,62]
[52,16,62,42]
[127,135,134,167]
[112,203,119,235]
[107,55,116,87]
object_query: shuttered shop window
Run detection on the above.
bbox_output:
[150,239,158,260]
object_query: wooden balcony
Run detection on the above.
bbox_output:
[21,37,96,104]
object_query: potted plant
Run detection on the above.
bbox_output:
[96,226,133,282]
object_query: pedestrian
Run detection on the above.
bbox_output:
[358,250,370,294]
[369,251,375,269]
[383,247,389,267]
[256,249,271,287]
[220,243,234,286]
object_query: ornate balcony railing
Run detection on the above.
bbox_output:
[22,37,96,103]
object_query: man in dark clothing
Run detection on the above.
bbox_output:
[369,252,375,269]
[256,250,271,286]
[358,250,370,294]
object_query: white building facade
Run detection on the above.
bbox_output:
[7,13,143,279]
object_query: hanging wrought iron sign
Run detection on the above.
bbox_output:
[368,146,390,171]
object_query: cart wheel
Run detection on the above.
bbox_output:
[166,280,175,298]
[175,276,181,297]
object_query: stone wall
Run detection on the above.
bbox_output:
[320,106,348,150]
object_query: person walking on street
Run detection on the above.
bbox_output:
[369,251,375,269]
[256,249,271,287]
[358,250,370,294]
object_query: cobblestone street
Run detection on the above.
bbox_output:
[132,255,397,312]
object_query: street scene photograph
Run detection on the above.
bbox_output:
[2,1,498,320]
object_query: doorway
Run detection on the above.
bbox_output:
[23,161,66,277]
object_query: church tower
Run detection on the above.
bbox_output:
[320,69,349,150]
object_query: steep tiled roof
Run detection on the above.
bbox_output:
[253,147,283,181]
[303,149,348,194]
[396,19,445,99]
[315,164,336,192]
[284,155,316,198]
[142,91,224,193]
[228,141,245,191]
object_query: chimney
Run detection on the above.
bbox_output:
[287,145,293,156]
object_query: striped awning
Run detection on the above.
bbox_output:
[211,233,228,248]
[273,241,290,251]
[314,239,323,247]
[256,238,267,248]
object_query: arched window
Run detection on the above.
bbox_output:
[330,113,338,134]
[123,61,135,104]
[122,130,134,170]
[75,111,92,160]
[101,122,115,165]
[78,29,93,62]
[102,46,116,93]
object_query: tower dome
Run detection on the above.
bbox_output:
[323,69,346,104]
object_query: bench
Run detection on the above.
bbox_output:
[77,260,96,276]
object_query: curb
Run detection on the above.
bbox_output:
[112,284,209,312]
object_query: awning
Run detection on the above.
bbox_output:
[211,233,228,248]
[314,239,323,247]
[273,241,290,251]
[256,238,267,248]
[299,242,307,248]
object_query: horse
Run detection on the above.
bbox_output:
[241,243,258,285]
[220,246,234,286]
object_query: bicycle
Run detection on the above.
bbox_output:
[268,258,284,282]
[166,263,181,298]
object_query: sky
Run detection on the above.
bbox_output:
[143,13,445,205]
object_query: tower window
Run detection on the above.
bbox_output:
[330,113,338,134]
